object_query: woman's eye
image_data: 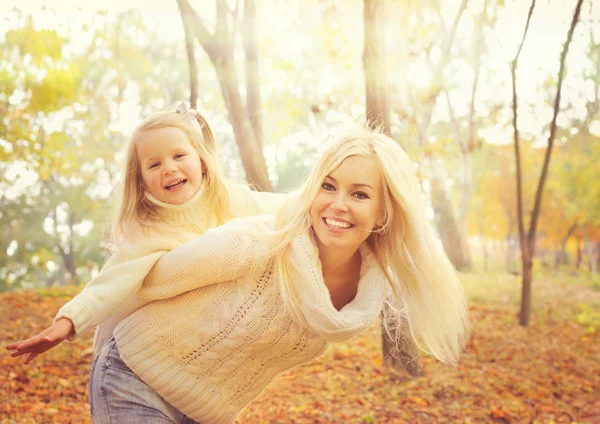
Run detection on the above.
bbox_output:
[354,191,369,200]
[322,182,335,191]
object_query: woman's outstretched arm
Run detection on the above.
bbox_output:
[139,217,270,300]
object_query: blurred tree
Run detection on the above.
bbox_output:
[363,0,421,377]
[178,0,199,108]
[242,0,264,150]
[363,0,390,134]
[0,10,194,290]
[176,0,272,191]
[511,0,584,326]
[390,0,472,270]
[0,15,93,287]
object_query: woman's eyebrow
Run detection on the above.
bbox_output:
[326,175,374,191]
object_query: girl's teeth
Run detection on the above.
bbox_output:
[166,180,185,189]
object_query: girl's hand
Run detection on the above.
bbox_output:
[5,318,75,364]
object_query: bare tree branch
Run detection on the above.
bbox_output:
[467,0,486,153]
[417,0,469,145]
[443,90,465,152]
[242,0,263,148]
[176,0,216,58]
[177,0,199,108]
[511,0,536,262]
[528,0,584,245]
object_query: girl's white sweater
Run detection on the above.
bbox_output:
[54,184,282,354]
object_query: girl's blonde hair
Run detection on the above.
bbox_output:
[269,126,468,365]
[110,109,231,245]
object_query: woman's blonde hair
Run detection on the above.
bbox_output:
[269,126,468,365]
[109,109,231,245]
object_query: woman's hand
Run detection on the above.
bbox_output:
[5,317,75,364]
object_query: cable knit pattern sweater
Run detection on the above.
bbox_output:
[54,184,283,354]
[113,216,391,424]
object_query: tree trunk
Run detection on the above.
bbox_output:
[443,95,473,271]
[583,224,598,275]
[381,303,423,377]
[415,0,468,146]
[558,221,577,267]
[362,0,420,376]
[214,56,272,190]
[457,150,473,267]
[480,228,488,272]
[512,0,582,326]
[177,0,198,108]
[363,0,390,134]
[456,0,486,271]
[519,244,533,326]
[176,0,272,191]
[505,221,515,273]
[242,0,264,148]
[55,209,78,285]
[430,162,471,271]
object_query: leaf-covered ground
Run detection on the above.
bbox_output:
[1,271,599,423]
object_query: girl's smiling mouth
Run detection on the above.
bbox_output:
[164,179,187,191]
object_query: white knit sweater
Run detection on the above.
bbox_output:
[54,184,283,354]
[113,216,391,424]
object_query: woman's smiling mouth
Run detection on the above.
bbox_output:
[323,217,355,229]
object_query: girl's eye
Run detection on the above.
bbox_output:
[354,191,370,200]
[322,182,335,191]
[149,163,159,169]
[174,153,186,160]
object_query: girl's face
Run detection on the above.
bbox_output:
[136,126,204,204]
[309,154,384,257]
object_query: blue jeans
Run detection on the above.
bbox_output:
[89,338,199,424]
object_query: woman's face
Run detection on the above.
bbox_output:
[310,154,384,256]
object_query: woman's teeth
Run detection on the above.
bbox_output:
[165,179,186,190]
[325,218,352,229]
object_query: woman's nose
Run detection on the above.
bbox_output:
[331,197,349,212]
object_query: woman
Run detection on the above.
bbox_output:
[91,127,469,424]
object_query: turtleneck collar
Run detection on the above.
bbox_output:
[144,181,211,227]
[288,229,391,342]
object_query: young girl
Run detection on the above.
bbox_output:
[86,127,468,424]
[7,104,282,363]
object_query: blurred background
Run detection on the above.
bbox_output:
[1,1,599,422]
[1,0,598,290]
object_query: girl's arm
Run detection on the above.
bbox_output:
[230,184,287,216]
[6,318,74,364]
[249,190,287,214]
[54,248,168,334]
[6,241,170,362]
[137,217,270,301]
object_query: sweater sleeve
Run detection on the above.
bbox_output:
[249,190,286,214]
[137,217,270,301]
[229,184,287,217]
[54,239,172,339]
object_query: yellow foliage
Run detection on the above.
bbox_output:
[30,63,80,113]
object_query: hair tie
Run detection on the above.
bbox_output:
[175,102,204,129]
